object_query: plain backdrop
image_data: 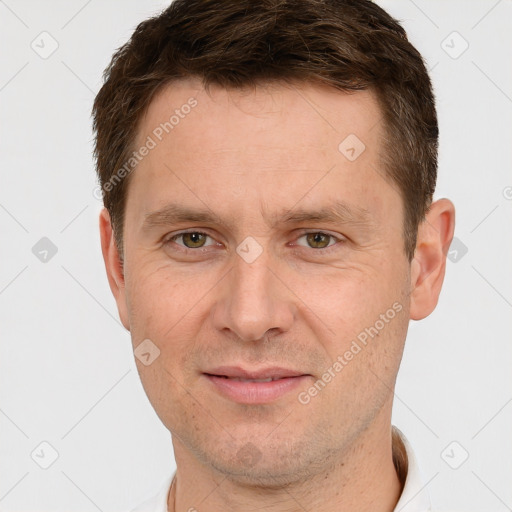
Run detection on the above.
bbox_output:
[0,1,511,511]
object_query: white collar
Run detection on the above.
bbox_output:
[129,472,173,512]
[129,427,432,512]
[393,426,432,512]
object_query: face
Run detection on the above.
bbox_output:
[104,79,419,484]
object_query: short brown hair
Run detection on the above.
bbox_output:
[92,0,438,263]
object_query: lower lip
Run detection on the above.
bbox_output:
[205,374,310,404]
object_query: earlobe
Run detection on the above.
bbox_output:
[409,199,456,321]
[99,208,130,331]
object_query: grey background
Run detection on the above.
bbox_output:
[0,0,511,510]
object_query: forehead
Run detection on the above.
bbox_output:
[126,78,399,233]
[136,78,382,156]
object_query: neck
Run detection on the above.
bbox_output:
[167,419,405,512]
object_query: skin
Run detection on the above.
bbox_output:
[99,78,455,512]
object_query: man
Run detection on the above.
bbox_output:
[92,0,456,510]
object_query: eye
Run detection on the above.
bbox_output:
[163,230,344,254]
[295,231,342,250]
[166,231,216,249]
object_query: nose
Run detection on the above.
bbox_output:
[212,249,295,342]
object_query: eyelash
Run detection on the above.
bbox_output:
[164,230,344,254]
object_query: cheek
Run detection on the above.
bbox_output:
[310,265,409,378]
[311,296,408,411]
[312,266,400,328]
[125,267,206,417]
[124,262,199,348]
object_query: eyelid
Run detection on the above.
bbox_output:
[164,229,218,249]
[164,228,345,253]
[292,230,345,252]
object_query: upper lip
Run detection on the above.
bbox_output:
[204,366,308,380]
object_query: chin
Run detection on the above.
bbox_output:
[203,438,329,489]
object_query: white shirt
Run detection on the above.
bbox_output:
[129,427,432,512]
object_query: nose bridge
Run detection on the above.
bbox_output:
[213,245,294,342]
[234,252,273,307]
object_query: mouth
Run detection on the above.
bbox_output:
[203,366,311,404]
[210,376,285,382]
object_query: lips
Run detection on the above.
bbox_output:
[204,366,306,381]
[203,366,311,404]
[216,376,277,382]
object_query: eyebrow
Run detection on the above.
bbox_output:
[273,202,374,229]
[142,200,375,232]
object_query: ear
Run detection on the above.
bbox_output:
[99,208,130,331]
[409,198,456,321]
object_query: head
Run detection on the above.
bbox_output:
[93,0,454,486]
